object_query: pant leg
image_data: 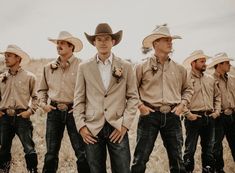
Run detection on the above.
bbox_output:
[16,116,38,171]
[108,133,131,173]
[160,113,186,173]
[42,110,65,173]
[131,112,160,173]
[66,112,90,173]
[0,115,15,172]
[183,118,200,172]
[200,116,215,171]
[214,116,225,171]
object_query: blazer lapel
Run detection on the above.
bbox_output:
[90,57,106,92]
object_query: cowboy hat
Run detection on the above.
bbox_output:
[207,52,234,69]
[84,23,123,46]
[142,24,181,48]
[48,31,83,52]
[0,44,30,65]
[183,50,211,68]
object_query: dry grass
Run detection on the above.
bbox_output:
[0,59,234,173]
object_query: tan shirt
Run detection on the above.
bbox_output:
[135,55,193,107]
[0,68,38,111]
[38,55,80,106]
[188,70,221,112]
[213,72,235,110]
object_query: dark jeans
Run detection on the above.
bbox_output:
[85,122,131,173]
[0,114,37,172]
[183,114,215,172]
[214,113,235,171]
[42,109,89,173]
[131,111,186,173]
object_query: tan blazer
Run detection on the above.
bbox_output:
[73,55,139,136]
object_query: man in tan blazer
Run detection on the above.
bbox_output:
[73,23,139,173]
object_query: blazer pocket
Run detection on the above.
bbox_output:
[116,108,124,117]
[85,109,95,121]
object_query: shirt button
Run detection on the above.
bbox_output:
[104,108,107,111]
[104,94,107,97]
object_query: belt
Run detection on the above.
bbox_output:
[1,108,27,116]
[50,101,73,112]
[191,110,213,116]
[221,108,235,116]
[144,102,176,114]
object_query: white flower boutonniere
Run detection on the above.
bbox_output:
[112,67,123,83]
[151,65,158,75]
[50,61,59,74]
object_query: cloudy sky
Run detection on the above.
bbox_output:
[0,0,235,63]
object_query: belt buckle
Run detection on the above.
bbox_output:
[159,105,171,114]
[224,108,233,116]
[57,103,68,111]
[6,108,16,116]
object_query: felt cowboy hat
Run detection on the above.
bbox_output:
[142,24,182,48]
[0,44,30,65]
[48,31,83,52]
[207,52,234,69]
[84,23,123,46]
[183,50,211,68]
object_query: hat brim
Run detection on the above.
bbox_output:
[0,50,30,66]
[84,30,123,46]
[183,55,211,68]
[142,34,181,48]
[48,37,83,52]
[207,58,234,69]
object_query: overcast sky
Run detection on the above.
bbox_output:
[0,0,235,63]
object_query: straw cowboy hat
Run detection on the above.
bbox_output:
[48,31,83,52]
[0,44,30,65]
[142,24,182,48]
[84,23,123,46]
[183,50,211,68]
[207,52,234,69]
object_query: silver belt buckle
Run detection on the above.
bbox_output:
[57,103,68,111]
[6,108,16,116]
[159,105,171,114]
[224,108,233,115]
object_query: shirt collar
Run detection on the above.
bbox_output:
[191,69,204,78]
[96,54,113,65]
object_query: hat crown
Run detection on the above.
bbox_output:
[190,50,204,57]
[95,23,113,35]
[6,44,21,51]
[152,24,171,36]
[57,31,73,39]
[214,52,228,60]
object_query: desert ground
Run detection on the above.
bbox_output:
[0,58,235,173]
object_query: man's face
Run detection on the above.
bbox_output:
[220,61,231,73]
[193,58,207,72]
[56,40,73,56]
[153,37,172,54]
[93,35,115,55]
[4,52,21,67]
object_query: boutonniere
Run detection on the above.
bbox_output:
[112,67,123,83]
[0,73,9,84]
[50,61,60,74]
[151,65,158,75]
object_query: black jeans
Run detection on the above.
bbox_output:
[0,114,38,172]
[42,109,89,173]
[214,113,235,171]
[183,114,215,172]
[85,122,131,173]
[131,111,186,173]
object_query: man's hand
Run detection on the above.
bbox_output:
[139,104,155,116]
[80,126,97,144]
[18,110,32,118]
[109,126,128,143]
[209,110,220,119]
[0,111,4,118]
[43,105,56,113]
[171,103,184,116]
[186,112,202,121]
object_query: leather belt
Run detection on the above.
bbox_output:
[1,108,27,116]
[50,101,73,112]
[144,102,176,114]
[191,110,213,116]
